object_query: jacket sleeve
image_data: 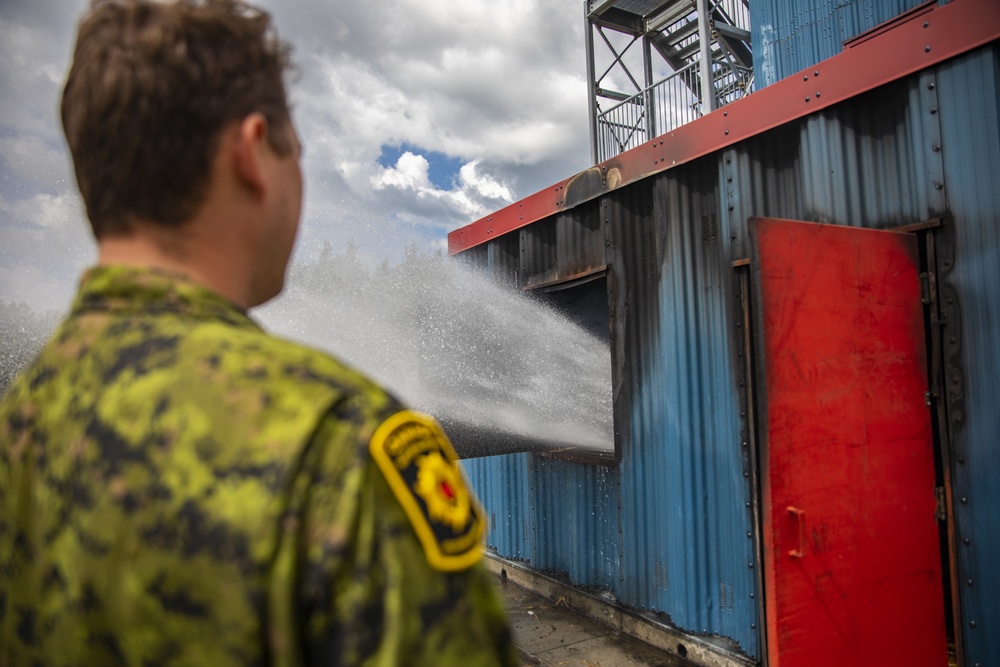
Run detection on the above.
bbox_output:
[291,397,519,667]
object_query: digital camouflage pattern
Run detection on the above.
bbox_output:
[0,265,517,667]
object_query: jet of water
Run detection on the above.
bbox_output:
[254,250,613,456]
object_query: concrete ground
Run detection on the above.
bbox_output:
[499,576,698,667]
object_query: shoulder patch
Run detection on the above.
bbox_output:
[369,410,485,571]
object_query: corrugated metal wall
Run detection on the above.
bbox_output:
[530,458,619,586]
[462,43,1000,664]
[724,71,945,231]
[936,46,1000,667]
[464,454,620,587]
[466,453,532,561]
[751,0,929,89]
[607,165,758,653]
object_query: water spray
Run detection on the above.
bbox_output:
[255,251,613,458]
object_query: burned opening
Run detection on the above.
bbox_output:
[528,274,615,464]
[530,273,611,348]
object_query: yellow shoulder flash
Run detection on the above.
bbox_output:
[369,410,485,571]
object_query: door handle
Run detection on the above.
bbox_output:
[787,506,806,558]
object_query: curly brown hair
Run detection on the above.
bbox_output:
[61,0,295,237]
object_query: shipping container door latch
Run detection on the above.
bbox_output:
[924,388,939,407]
[934,486,947,522]
[919,271,935,305]
[919,271,948,324]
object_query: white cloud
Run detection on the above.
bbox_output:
[372,153,514,225]
[0,0,593,309]
[373,152,433,191]
[460,160,512,202]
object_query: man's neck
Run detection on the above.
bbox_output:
[97,225,254,308]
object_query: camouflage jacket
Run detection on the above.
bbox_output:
[0,266,517,667]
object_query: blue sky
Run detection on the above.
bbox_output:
[378,143,465,191]
[0,0,593,312]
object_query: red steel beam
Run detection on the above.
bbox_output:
[448,0,1000,255]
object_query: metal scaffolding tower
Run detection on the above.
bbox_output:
[585,0,752,163]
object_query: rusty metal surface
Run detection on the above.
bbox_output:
[521,202,606,290]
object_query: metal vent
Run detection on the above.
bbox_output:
[655,560,669,590]
[719,582,734,611]
[701,212,719,243]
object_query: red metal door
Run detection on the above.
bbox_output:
[751,218,946,667]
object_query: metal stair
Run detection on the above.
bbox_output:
[586,0,753,163]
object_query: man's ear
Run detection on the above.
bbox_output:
[232,113,270,196]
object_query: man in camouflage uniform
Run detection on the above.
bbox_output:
[0,1,518,665]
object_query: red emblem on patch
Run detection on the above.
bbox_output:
[369,410,486,571]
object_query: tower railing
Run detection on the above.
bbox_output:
[595,58,752,163]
